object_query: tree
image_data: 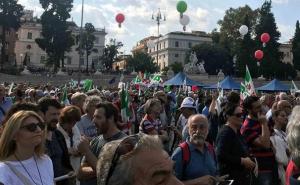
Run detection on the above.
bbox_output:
[292,20,300,71]
[169,62,183,74]
[254,0,282,79]
[100,39,123,70]
[36,0,74,71]
[0,0,24,70]
[77,23,97,73]
[192,43,231,75]
[127,52,159,73]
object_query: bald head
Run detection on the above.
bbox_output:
[188,114,209,146]
[188,114,208,127]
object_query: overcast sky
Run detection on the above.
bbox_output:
[19,0,300,54]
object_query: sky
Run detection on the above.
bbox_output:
[19,0,300,54]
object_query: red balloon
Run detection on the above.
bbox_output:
[255,50,264,60]
[116,13,125,24]
[261,33,270,43]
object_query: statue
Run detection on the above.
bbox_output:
[197,60,206,74]
[217,69,225,80]
[184,51,198,74]
[21,66,31,75]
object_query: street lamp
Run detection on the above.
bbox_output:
[78,0,84,85]
[152,8,166,68]
[20,53,23,67]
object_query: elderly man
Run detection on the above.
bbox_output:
[0,85,13,124]
[171,114,222,185]
[97,133,183,185]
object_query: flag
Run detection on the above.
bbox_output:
[8,82,14,95]
[120,85,130,123]
[291,80,298,94]
[133,75,142,84]
[216,89,223,115]
[151,74,163,84]
[240,82,249,100]
[244,65,256,98]
[183,77,187,94]
[83,79,93,92]
[61,85,70,105]
[70,79,77,88]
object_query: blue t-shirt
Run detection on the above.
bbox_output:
[0,97,13,123]
[171,140,217,181]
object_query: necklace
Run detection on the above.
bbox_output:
[14,154,44,185]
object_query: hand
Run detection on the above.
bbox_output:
[215,174,229,182]
[77,136,90,155]
[257,112,267,124]
[241,157,256,170]
[67,171,76,178]
[194,175,217,185]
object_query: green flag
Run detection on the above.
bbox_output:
[61,85,70,105]
[151,74,162,83]
[133,76,142,84]
[83,79,93,92]
[240,82,248,100]
[244,65,256,97]
[121,85,130,123]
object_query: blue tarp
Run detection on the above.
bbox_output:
[206,76,241,90]
[163,72,206,87]
[257,79,289,92]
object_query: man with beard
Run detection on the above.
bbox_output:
[38,97,74,185]
[77,102,127,185]
[241,96,278,185]
[171,114,223,185]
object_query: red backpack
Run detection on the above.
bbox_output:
[178,141,216,178]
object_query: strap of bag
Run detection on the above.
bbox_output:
[3,162,33,185]
[0,106,5,116]
[179,141,190,180]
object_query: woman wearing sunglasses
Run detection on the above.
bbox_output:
[216,103,256,185]
[0,110,54,185]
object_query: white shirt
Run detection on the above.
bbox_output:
[0,155,54,185]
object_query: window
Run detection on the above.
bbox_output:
[164,42,166,48]
[160,43,162,50]
[95,37,99,44]
[175,53,179,58]
[16,34,19,39]
[188,42,192,48]
[92,57,98,68]
[175,41,179,47]
[67,57,72,65]
[6,31,10,36]
[27,32,32,39]
[163,54,165,58]
[40,56,46,64]
[5,42,9,49]
[80,57,84,65]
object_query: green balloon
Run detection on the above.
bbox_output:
[177,1,187,13]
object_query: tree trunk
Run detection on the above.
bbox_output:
[1,26,6,71]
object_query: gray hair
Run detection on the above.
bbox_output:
[71,92,87,105]
[287,106,300,167]
[97,134,163,185]
[83,95,102,113]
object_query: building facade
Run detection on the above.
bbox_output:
[279,41,293,65]
[14,10,106,70]
[0,26,17,67]
[145,31,212,70]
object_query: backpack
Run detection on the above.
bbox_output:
[178,141,216,179]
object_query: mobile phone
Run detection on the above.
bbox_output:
[217,180,234,185]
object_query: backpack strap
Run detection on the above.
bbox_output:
[179,141,190,180]
[206,142,216,162]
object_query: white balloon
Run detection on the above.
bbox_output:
[239,25,248,36]
[180,14,190,26]
[147,40,155,49]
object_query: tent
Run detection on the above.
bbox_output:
[206,76,240,90]
[257,79,289,92]
[163,72,206,87]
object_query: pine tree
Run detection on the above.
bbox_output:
[292,20,300,71]
[254,0,282,79]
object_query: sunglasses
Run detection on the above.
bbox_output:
[234,113,243,118]
[21,122,46,132]
[105,134,140,185]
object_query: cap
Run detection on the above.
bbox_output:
[180,97,196,109]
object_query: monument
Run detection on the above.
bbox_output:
[57,68,67,76]
[217,69,225,80]
[21,66,31,75]
[184,52,207,74]
[167,68,174,79]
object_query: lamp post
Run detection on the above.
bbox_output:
[152,8,166,68]
[0,42,2,71]
[78,0,84,85]
[20,53,23,67]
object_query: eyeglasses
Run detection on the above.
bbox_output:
[105,134,140,185]
[21,122,46,132]
[234,113,243,118]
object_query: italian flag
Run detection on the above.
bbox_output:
[241,65,256,100]
[61,85,70,105]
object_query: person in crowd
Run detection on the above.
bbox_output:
[260,94,272,115]
[0,84,13,124]
[76,96,101,139]
[172,114,224,185]
[270,109,289,185]
[77,102,127,185]
[201,96,212,117]
[167,85,177,105]
[216,103,256,185]
[0,111,54,184]
[139,98,169,142]
[277,100,292,118]
[97,133,183,185]
[286,106,300,185]
[153,91,168,128]
[71,92,88,114]
[241,96,279,185]
[57,106,82,179]
[38,97,74,185]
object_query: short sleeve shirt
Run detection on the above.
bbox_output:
[139,115,163,134]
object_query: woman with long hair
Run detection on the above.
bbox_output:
[0,111,54,185]
[216,103,256,185]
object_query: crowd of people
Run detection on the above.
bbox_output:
[1,82,300,185]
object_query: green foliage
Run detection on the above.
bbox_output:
[292,20,300,71]
[192,43,231,75]
[0,0,24,70]
[100,39,123,70]
[127,52,159,73]
[36,0,74,70]
[170,62,183,74]
[254,0,282,79]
